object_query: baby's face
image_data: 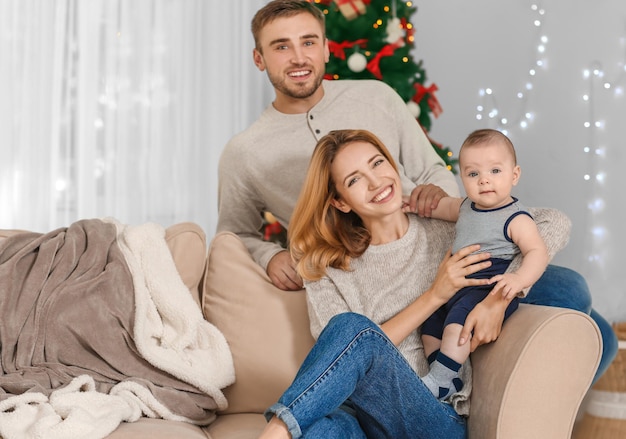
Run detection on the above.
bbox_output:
[459,141,521,210]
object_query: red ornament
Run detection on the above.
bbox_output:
[328,39,368,60]
[264,222,283,241]
[413,83,443,118]
[366,41,402,80]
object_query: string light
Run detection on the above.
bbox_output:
[475,3,548,135]
[582,29,626,273]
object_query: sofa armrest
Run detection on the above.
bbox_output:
[468,304,601,439]
[2,224,206,307]
[164,222,206,307]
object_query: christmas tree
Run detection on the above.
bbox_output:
[310,0,457,171]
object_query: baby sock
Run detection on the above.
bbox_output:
[426,349,439,365]
[422,352,464,401]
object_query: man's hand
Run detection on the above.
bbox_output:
[267,250,303,291]
[404,184,448,218]
[458,293,509,352]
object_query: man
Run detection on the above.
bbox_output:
[218,0,456,290]
[217,0,616,380]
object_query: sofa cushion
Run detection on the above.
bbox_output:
[202,232,315,415]
[106,418,208,439]
[204,413,267,438]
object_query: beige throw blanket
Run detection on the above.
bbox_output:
[0,219,234,439]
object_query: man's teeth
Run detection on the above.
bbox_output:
[289,70,309,77]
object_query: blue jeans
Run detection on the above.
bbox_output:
[265,313,466,439]
[522,264,618,383]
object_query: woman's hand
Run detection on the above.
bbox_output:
[459,293,510,351]
[382,245,491,346]
[430,245,492,303]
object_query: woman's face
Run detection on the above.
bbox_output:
[330,141,403,222]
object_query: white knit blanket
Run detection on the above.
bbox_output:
[0,220,234,439]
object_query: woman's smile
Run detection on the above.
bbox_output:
[372,185,394,203]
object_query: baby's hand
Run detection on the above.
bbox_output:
[488,273,525,300]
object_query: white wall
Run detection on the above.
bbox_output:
[413,0,626,322]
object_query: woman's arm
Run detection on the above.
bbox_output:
[304,278,353,340]
[381,244,492,346]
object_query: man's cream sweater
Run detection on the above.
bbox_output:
[217,79,459,269]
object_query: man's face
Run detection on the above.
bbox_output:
[253,13,329,105]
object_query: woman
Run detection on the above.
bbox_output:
[259,129,497,439]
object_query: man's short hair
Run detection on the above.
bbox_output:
[251,0,326,51]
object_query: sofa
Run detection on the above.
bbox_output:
[0,224,602,439]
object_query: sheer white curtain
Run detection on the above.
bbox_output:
[0,0,270,237]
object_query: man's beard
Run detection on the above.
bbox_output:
[267,69,324,99]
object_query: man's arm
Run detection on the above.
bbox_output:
[407,196,463,222]
[404,184,449,218]
[217,141,304,291]
[216,141,283,269]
